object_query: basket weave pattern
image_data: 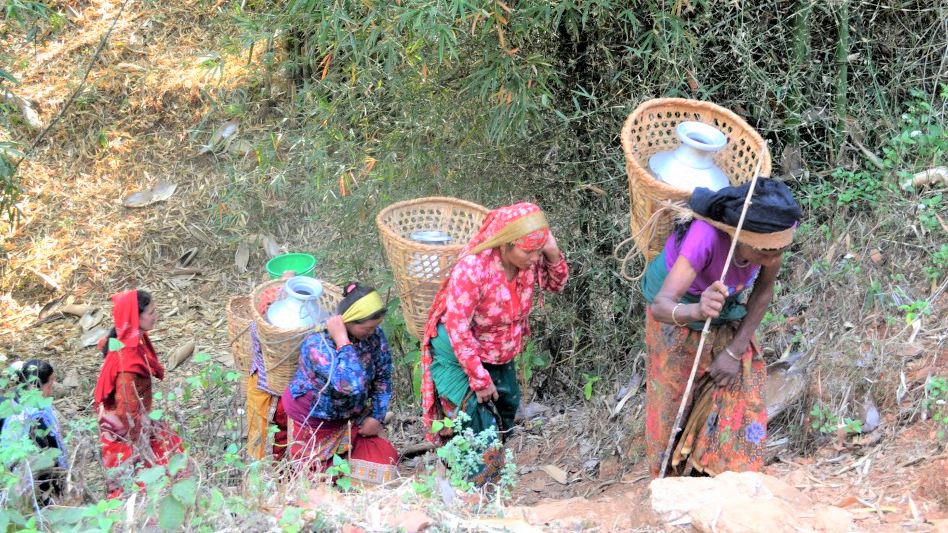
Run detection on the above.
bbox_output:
[226,296,254,396]
[376,197,491,340]
[621,98,772,261]
[249,279,343,395]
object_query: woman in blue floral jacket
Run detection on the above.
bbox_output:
[281,283,397,484]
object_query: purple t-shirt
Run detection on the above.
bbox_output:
[664,220,760,297]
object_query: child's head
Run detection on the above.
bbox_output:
[101,290,155,357]
[15,359,55,398]
[136,290,157,331]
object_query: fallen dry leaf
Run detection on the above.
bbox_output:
[384,510,433,533]
[235,243,250,273]
[80,327,109,347]
[176,248,199,268]
[151,180,177,202]
[23,266,59,291]
[60,304,95,317]
[898,343,924,358]
[78,309,104,331]
[123,189,154,208]
[169,341,195,370]
[540,464,569,485]
[261,235,280,258]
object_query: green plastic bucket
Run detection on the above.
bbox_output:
[266,253,317,279]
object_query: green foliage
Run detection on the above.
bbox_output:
[842,418,862,435]
[923,377,948,440]
[898,299,931,325]
[810,404,863,436]
[801,167,893,213]
[0,141,23,227]
[810,404,839,434]
[325,454,354,491]
[435,412,517,495]
[885,85,948,180]
[514,340,549,384]
[581,373,600,401]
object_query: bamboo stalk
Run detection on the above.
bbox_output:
[787,0,810,145]
[834,0,850,153]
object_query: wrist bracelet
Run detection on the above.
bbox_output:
[337,341,353,351]
[724,347,741,361]
[671,303,687,327]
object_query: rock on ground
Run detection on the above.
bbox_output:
[650,471,852,533]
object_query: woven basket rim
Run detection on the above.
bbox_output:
[375,196,491,253]
[620,97,769,197]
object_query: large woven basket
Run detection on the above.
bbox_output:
[621,98,772,263]
[249,279,344,394]
[376,197,491,340]
[226,295,254,396]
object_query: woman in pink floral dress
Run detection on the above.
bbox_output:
[420,202,568,485]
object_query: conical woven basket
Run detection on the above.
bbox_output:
[249,279,344,395]
[376,197,491,340]
[621,98,771,263]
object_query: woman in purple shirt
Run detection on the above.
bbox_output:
[640,179,801,478]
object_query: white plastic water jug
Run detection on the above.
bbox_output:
[266,276,329,329]
[648,121,730,192]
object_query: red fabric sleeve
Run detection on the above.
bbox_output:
[113,372,150,442]
[540,250,569,293]
[442,256,493,391]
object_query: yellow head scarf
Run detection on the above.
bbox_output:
[340,291,385,323]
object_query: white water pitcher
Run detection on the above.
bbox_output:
[649,121,730,192]
[266,276,329,329]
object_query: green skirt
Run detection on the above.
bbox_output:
[429,323,520,442]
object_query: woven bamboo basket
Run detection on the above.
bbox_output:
[250,279,344,394]
[376,197,491,340]
[620,98,772,263]
[226,295,254,396]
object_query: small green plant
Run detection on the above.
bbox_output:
[810,404,839,434]
[923,377,948,439]
[802,168,893,213]
[0,141,24,228]
[434,412,517,496]
[842,418,863,435]
[325,454,354,491]
[924,244,948,282]
[581,373,601,401]
[898,299,931,324]
[515,340,549,385]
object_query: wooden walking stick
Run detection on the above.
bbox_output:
[658,142,769,479]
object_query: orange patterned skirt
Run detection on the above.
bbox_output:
[644,309,767,478]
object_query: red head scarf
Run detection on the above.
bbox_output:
[93,290,164,405]
[419,202,550,440]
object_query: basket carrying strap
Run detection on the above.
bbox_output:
[614,200,691,281]
[228,322,252,347]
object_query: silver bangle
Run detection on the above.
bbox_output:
[671,303,686,327]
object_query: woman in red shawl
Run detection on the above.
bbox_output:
[421,202,568,485]
[93,290,182,497]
